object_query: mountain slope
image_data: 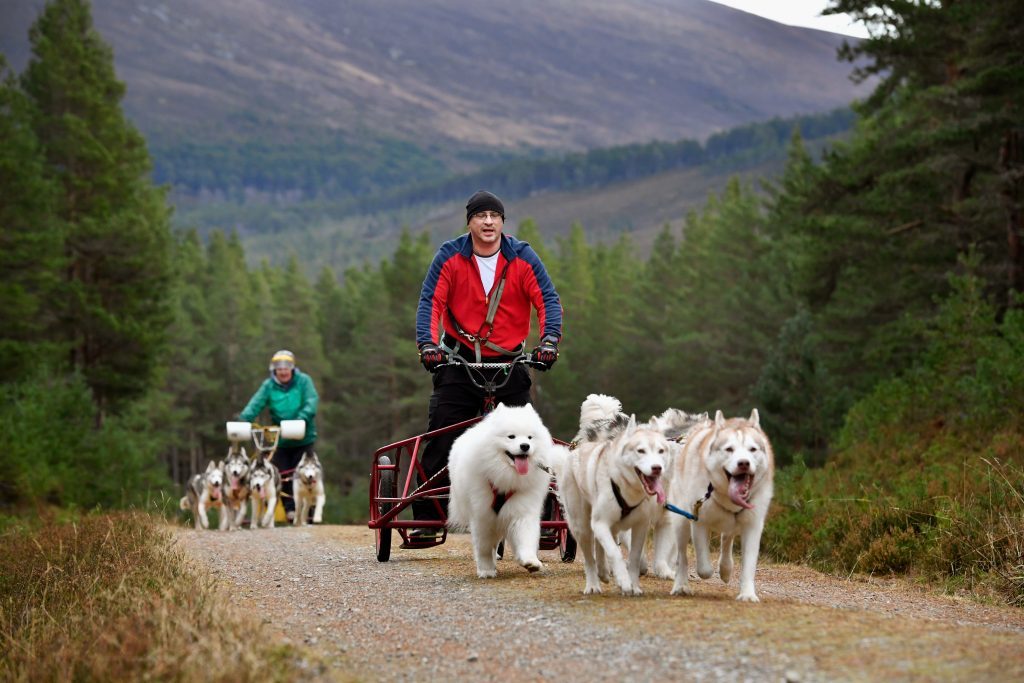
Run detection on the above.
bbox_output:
[1,0,867,151]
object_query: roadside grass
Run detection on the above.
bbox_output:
[765,278,1024,605]
[0,511,315,682]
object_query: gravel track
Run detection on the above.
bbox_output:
[173,524,1024,682]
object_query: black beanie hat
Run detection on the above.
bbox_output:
[466,190,505,224]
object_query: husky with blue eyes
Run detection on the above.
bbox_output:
[669,409,775,602]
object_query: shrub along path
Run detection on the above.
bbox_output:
[174,524,1024,682]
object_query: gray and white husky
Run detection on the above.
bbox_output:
[670,409,775,602]
[646,407,710,577]
[293,451,326,525]
[221,446,252,531]
[554,395,671,595]
[248,456,282,528]
[572,396,708,579]
[179,460,225,530]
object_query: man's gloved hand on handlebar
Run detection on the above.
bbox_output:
[530,336,559,371]
[418,342,448,373]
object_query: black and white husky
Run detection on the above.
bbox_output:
[221,446,252,531]
[293,452,326,526]
[179,461,225,530]
[248,456,282,528]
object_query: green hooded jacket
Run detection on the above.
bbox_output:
[239,368,318,447]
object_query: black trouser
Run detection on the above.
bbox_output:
[412,362,532,521]
[273,443,315,516]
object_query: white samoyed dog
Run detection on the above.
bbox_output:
[447,403,557,578]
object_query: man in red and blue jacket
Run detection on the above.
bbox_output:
[410,190,562,537]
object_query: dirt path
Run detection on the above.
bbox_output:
[173,524,1024,682]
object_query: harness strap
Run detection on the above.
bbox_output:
[610,480,640,519]
[490,484,514,514]
[446,259,522,362]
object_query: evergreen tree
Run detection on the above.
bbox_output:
[825,0,1024,305]
[20,0,173,419]
[0,55,62,381]
[623,224,683,418]
[664,179,783,415]
[377,229,434,439]
[589,235,642,405]
[162,230,218,480]
[204,231,264,436]
[270,254,328,381]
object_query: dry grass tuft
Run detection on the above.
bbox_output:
[0,511,307,682]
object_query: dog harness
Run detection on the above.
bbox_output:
[610,480,640,519]
[490,483,514,514]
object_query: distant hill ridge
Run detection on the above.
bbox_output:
[177,107,854,273]
[1,0,867,157]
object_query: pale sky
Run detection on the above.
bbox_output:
[708,1,871,38]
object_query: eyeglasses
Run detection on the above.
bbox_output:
[472,211,503,221]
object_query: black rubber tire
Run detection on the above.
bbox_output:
[560,529,577,563]
[375,455,394,562]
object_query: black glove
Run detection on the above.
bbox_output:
[418,343,448,373]
[531,338,559,371]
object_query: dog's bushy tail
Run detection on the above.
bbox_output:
[579,394,622,429]
[651,408,710,441]
[179,496,191,511]
[446,495,468,531]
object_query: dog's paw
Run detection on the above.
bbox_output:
[652,563,676,580]
[313,515,323,524]
[583,584,602,595]
[477,568,498,579]
[736,591,760,603]
[620,584,643,596]
[670,583,694,596]
[522,559,543,573]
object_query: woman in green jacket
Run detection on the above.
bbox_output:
[239,349,319,522]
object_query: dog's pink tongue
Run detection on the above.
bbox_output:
[646,476,666,504]
[211,489,221,501]
[514,456,530,475]
[728,475,755,510]
[654,479,666,505]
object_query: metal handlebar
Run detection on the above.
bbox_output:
[437,353,543,394]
